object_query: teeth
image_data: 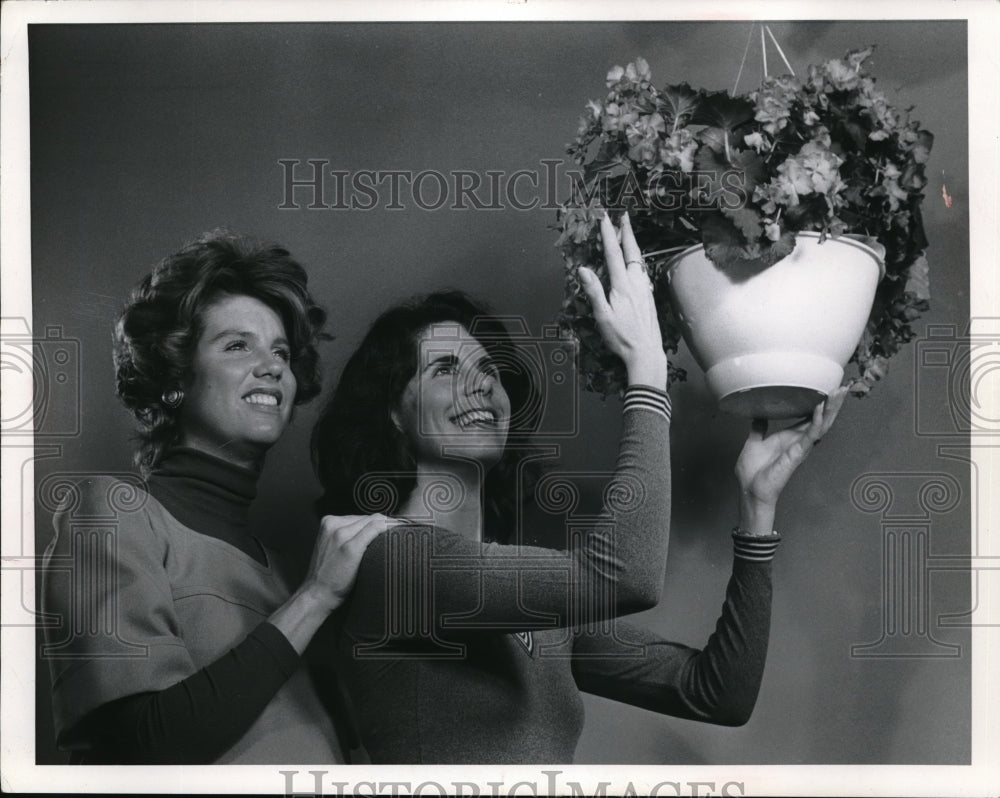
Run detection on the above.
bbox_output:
[455,409,495,427]
[245,393,278,406]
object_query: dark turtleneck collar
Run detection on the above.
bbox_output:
[147,446,267,565]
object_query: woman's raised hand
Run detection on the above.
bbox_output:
[734,387,848,535]
[578,211,667,388]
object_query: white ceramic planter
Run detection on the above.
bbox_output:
[665,232,884,418]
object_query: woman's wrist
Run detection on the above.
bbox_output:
[738,493,777,537]
[298,579,343,615]
[268,581,340,654]
[625,352,668,389]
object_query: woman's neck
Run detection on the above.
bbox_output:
[146,446,266,563]
[397,461,485,541]
[175,434,267,472]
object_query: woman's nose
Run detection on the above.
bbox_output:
[253,352,286,379]
[464,367,494,398]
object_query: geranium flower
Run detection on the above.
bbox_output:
[814,47,873,93]
[626,112,666,165]
[660,129,698,172]
[606,57,652,92]
[744,132,767,152]
[823,58,863,91]
[754,131,845,214]
[602,101,640,134]
[752,74,799,135]
[858,85,900,141]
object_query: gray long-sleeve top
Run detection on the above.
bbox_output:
[336,386,779,763]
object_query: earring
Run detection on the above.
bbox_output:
[161,388,184,409]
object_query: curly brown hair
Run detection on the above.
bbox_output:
[114,230,328,473]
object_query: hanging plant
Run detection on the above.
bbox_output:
[556,46,933,401]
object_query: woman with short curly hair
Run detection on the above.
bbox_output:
[42,230,394,764]
[114,231,327,472]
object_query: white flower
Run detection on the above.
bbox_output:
[744,132,766,152]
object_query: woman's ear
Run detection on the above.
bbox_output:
[390,408,404,434]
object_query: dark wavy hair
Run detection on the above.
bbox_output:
[114,229,328,473]
[311,291,541,543]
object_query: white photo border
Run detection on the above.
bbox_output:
[2,1,997,795]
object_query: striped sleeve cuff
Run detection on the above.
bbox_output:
[731,529,782,562]
[623,385,671,423]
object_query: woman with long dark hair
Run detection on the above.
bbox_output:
[41,230,395,763]
[312,212,845,763]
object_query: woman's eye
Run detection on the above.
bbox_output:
[433,363,456,377]
[274,348,291,362]
[225,340,248,352]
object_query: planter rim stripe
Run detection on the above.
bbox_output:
[661,231,886,282]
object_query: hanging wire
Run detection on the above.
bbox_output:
[733,22,797,95]
[764,25,795,75]
[732,22,757,95]
[761,25,768,79]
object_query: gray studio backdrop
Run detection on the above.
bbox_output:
[30,21,970,764]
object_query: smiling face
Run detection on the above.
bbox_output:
[392,322,511,470]
[176,293,297,468]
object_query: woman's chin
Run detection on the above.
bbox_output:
[426,437,506,471]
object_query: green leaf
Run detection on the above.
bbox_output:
[846,46,875,71]
[582,141,626,182]
[782,194,830,230]
[728,149,766,193]
[722,206,764,241]
[692,90,754,132]
[658,83,703,131]
[700,212,795,278]
[842,119,869,150]
[698,126,727,153]
[694,147,766,204]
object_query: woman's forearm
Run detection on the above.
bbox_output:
[599,384,673,610]
[572,533,778,726]
[79,622,300,764]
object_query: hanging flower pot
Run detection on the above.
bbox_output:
[554,45,933,405]
[665,232,884,418]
